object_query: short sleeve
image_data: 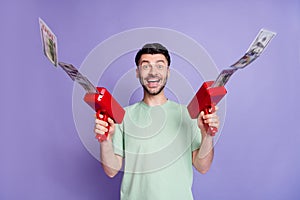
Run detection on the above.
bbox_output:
[112,122,125,157]
[190,118,202,151]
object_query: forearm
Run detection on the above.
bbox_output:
[100,139,122,178]
[193,135,214,174]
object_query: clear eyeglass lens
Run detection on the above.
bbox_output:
[141,64,166,71]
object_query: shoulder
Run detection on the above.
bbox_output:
[166,100,188,112]
[123,101,143,111]
[122,102,148,118]
[166,100,185,108]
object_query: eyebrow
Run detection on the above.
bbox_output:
[140,60,166,64]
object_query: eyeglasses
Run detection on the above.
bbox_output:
[139,63,167,71]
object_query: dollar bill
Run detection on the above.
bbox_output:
[58,62,98,94]
[212,29,276,88]
[231,29,276,69]
[39,18,58,66]
[211,68,238,87]
[246,29,276,56]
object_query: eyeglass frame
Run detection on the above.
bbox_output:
[138,61,169,71]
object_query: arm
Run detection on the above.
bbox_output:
[192,109,219,174]
[95,116,123,178]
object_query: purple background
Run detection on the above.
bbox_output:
[1,0,299,199]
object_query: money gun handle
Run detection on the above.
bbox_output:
[96,110,110,142]
[204,105,217,136]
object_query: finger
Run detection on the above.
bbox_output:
[208,118,220,128]
[202,113,217,120]
[95,124,109,132]
[95,123,108,130]
[209,123,219,129]
[107,117,115,125]
[198,111,205,119]
[208,118,219,126]
[95,128,105,135]
[198,111,205,124]
[95,118,109,127]
[209,106,218,114]
[95,126,109,134]
[214,106,219,111]
[204,115,219,124]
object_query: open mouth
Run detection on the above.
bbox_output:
[146,78,160,87]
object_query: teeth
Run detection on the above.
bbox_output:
[147,78,159,82]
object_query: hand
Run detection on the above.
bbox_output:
[94,114,116,142]
[197,106,220,137]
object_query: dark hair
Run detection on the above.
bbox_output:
[135,43,171,66]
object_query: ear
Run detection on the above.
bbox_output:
[136,68,139,78]
[167,67,170,79]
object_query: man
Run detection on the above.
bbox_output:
[94,43,220,200]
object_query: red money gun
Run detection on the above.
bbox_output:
[187,81,227,136]
[84,87,125,142]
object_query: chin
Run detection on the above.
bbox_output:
[143,85,165,96]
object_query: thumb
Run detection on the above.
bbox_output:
[199,111,205,119]
[107,117,115,126]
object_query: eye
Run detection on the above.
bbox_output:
[141,64,150,70]
[157,65,164,70]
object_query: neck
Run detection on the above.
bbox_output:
[142,91,168,106]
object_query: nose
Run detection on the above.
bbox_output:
[148,65,158,75]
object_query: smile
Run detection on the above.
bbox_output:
[147,79,160,83]
[146,78,161,88]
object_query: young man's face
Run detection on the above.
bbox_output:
[136,54,170,96]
